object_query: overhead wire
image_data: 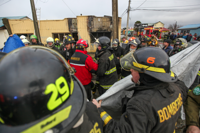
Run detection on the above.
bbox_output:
[62,0,76,16]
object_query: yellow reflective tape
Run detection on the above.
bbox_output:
[171,71,175,77]
[0,117,4,124]
[22,105,72,133]
[133,62,166,73]
[109,54,114,61]
[70,79,74,95]
[100,111,107,118]
[100,111,112,126]
[105,67,116,75]
[104,115,112,125]
[100,85,112,89]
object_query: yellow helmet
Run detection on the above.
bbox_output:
[125,40,129,44]
[55,38,59,42]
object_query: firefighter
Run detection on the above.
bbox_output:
[70,39,98,101]
[121,40,129,49]
[121,38,140,78]
[20,35,26,41]
[168,39,183,57]
[137,37,148,49]
[46,37,61,54]
[22,39,30,46]
[93,47,188,133]
[0,46,103,133]
[62,36,75,61]
[112,39,125,77]
[184,84,200,133]
[96,36,118,95]
[54,38,61,49]
[30,35,44,46]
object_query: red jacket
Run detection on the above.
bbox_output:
[70,50,98,85]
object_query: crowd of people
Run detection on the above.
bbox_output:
[0,33,199,133]
[164,32,200,43]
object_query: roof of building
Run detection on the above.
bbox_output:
[178,24,200,30]
[0,16,29,27]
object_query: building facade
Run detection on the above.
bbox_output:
[7,15,121,52]
[178,24,200,36]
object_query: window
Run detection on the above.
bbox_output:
[52,33,69,43]
[146,30,150,35]
[90,32,111,43]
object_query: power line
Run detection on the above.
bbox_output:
[135,0,148,9]
[0,0,11,7]
[62,0,76,16]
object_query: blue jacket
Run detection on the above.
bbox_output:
[163,45,173,54]
[182,35,187,39]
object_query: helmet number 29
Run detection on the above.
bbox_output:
[45,76,70,111]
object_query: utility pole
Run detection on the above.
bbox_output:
[112,0,118,41]
[126,0,131,39]
[30,0,41,42]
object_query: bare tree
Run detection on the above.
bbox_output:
[168,22,182,32]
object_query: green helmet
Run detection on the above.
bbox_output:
[30,35,38,41]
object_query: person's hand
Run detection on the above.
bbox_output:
[117,57,120,59]
[92,99,102,108]
[9,34,13,37]
[186,126,200,133]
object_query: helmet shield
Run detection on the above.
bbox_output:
[0,46,86,133]
[120,47,177,82]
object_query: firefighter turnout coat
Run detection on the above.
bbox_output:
[98,81,188,133]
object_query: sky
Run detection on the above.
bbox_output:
[0,0,200,28]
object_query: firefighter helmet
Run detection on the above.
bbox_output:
[0,46,87,132]
[120,47,177,82]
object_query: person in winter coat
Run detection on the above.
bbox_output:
[62,36,75,62]
[163,39,173,55]
[186,34,192,42]
[121,38,140,78]
[112,39,125,76]
[93,47,188,133]
[46,37,62,54]
[96,36,118,95]
[70,39,98,101]
[30,35,44,46]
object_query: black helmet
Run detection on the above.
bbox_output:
[164,39,171,45]
[120,47,177,82]
[128,38,140,47]
[0,46,87,133]
[64,36,72,45]
[99,36,110,51]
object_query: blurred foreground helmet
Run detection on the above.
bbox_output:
[99,36,110,51]
[120,47,177,82]
[0,46,87,133]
